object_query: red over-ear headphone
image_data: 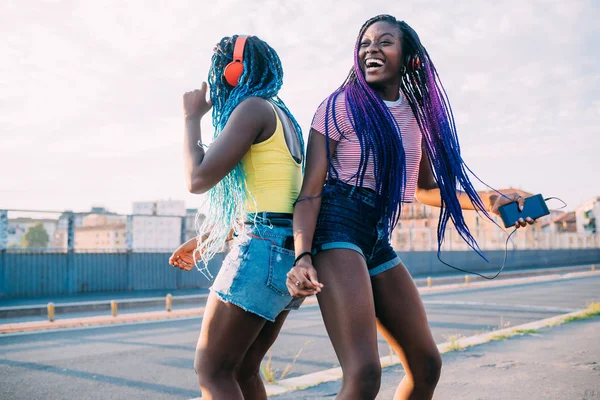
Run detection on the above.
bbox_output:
[223,35,249,87]
[404,53,421,74]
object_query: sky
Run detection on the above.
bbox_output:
[1,0,598,217]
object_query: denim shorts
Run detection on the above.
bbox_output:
[313,180,402,276]
[211,213,304,322]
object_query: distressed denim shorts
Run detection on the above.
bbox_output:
[313,180,402,276]
[211,213,304,322]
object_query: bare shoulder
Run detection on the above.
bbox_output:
[231,96,273,122]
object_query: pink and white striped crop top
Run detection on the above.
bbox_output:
[311,91,423,202]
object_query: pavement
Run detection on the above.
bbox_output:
[1,272,599,399]
[271,316,600,400]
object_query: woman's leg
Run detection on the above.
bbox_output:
[194,292,268,400]
[235,310,290,400]
[315,249,382,400]
[371,263,442,400]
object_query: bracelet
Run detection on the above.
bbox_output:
[294,251,313,266]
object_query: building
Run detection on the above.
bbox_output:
[7,218,58,249]
[130,200,186,251]
[185,209,205,241]
[133,200,186,217]
[538,210,566,232]
[53,212,86,249]
[575,197,599,234]
[391,188,543,251]
[51,208,123,250]
[73,213,127,250]
[129,216,182,251]
[545,212,577,233]
[75,224,127,250]
[392,203,440,251]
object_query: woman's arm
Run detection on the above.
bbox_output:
[415,145,533,227]
[182,84,272,194]
[286,129,336,297]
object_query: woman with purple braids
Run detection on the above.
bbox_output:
[286,15,534,400]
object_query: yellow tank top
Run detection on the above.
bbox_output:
[242,102,302,214]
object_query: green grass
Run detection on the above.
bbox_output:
[489,333,511,341]
[444,334,464,352]
[261,340,313,383]
[513,328,538,335]
[560,302,600,323]
[488,302,600,342]
[489,328,538,341]
[261,351,277,384]
[279,342,311,380]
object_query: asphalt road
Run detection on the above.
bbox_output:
[1,275,599,400]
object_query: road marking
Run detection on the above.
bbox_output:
[422,300,576,313]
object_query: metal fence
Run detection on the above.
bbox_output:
[0,249,224,298]
[2,208,600,298]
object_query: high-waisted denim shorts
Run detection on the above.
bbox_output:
[313,180,402,276]
[211,212,303,322]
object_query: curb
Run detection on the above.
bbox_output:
[262,306,598,397]
[0,298,319,334]
[0,307,205,334]
[2,271,598,335]
[0,294,210,318]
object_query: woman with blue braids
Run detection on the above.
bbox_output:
[286,15,534,400]
[168,35,310,399]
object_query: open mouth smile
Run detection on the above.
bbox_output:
[365,57,385,72]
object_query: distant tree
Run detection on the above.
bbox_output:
[21,223,49,248]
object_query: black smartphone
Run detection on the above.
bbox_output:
[498,194,549,228]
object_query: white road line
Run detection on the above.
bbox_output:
[422,300,576,313]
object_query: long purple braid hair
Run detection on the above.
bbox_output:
[322,14,495,258]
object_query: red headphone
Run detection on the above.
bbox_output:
[223,35,249,87]
[404,53,421,73]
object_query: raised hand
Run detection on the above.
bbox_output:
[183,82,212,119]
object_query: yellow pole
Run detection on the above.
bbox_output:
[166,294,173,312]
[47,302,55,322]
[111,300,118,317]
[465,275,470,284]
[427,277,432,288]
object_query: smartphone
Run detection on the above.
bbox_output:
[498,194,549,228]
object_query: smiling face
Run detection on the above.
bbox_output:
[358,20,404,88]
